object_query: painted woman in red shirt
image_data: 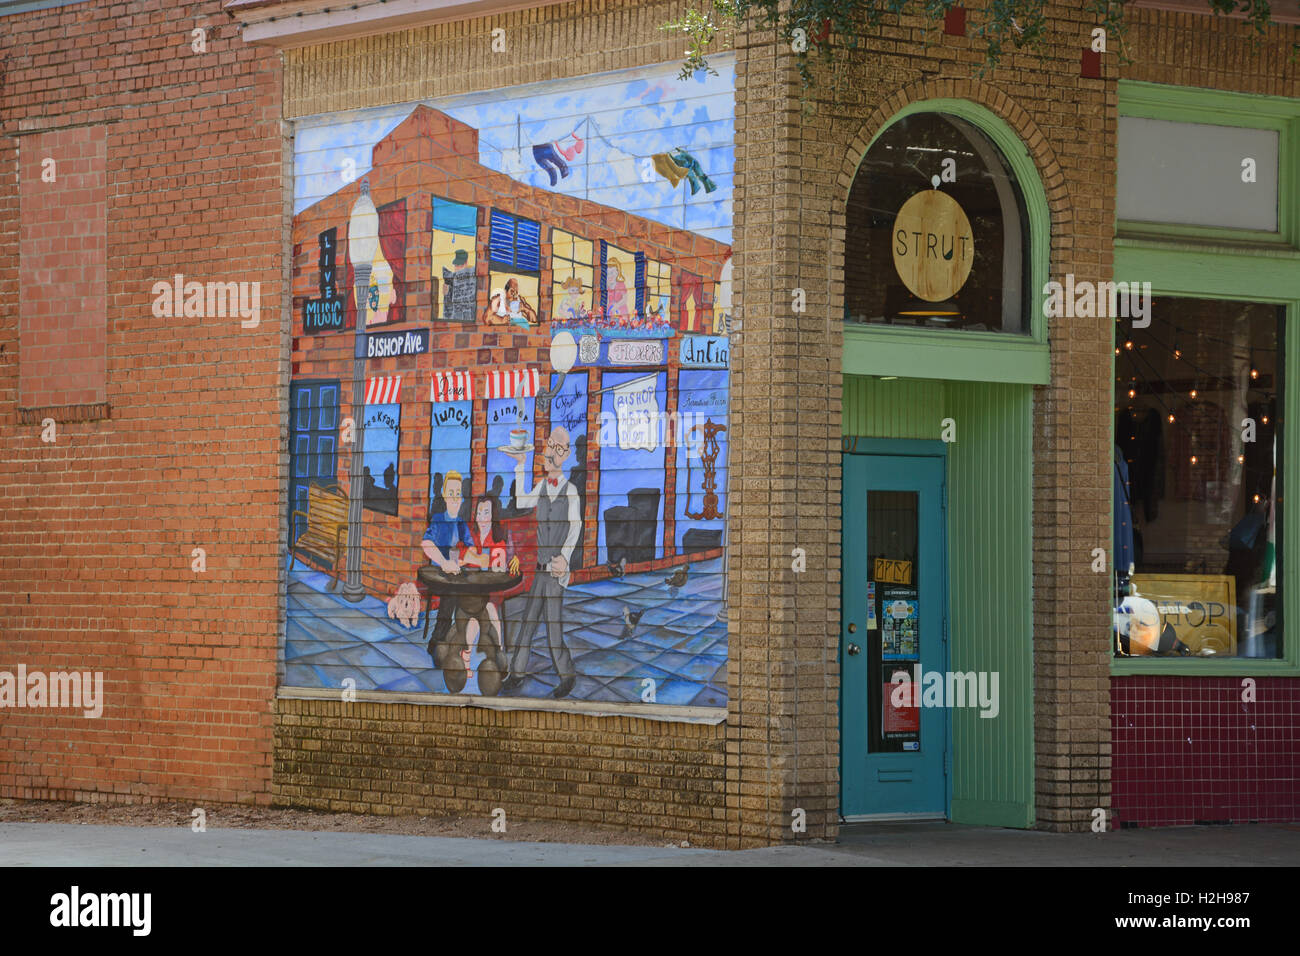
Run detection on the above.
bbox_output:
[458,494,518,677]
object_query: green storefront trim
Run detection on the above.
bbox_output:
[1113,81,1300,677]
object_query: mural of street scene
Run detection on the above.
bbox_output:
[285,59,733,705]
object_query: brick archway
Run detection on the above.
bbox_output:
[834,76,1073,245]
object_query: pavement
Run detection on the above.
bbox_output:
[3,820,1299,866]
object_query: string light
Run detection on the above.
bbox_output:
[1189,388,1198,399]
[1168,413,1175,424]
[1238,455,1245,464]
[1124,340,1133,351]
[1263,415,1270,425]
[1254,494,1262,504]
[1128,388,1137,399]
[1190,455,1198,465]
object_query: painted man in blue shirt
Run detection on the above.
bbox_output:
[421,471,473,660]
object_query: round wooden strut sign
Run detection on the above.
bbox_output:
[891,190,975,302]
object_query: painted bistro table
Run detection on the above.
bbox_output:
[418,565,522,696]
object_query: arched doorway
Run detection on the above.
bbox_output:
[839,102,1045,826]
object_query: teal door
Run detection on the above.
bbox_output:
[841,450,948,818]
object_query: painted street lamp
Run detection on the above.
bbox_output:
[535,330,578,416]
[342,180,379,602]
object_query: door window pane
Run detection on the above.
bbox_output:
[1113,297,1284,659]
[868,490,922,753]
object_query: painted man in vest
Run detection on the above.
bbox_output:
[501,425,581,699]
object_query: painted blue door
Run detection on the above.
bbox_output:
[289,380,341,524]
[841,451,948,818]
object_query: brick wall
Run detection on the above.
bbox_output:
[275,698,728,841]
[18,124,107,412]
[0,0,284,805]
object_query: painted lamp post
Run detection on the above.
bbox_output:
[342,180,379,602]
[535,330,578,417]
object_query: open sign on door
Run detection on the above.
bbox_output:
[874,558,913,585]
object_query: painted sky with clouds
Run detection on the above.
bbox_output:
[294,56,735,246]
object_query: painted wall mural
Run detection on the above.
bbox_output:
[285,60,734,706]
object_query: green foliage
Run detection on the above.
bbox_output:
[663,0,1297,88]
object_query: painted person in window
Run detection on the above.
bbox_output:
[441,248,476,322]
[501,426,582,699]
[556,275,589,322]
[484,277,537,328]
[456,494,521,679]
[421,471,473,654]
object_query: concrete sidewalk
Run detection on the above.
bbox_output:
[2,821,1299,866]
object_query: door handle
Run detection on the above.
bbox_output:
[846,643,861,656]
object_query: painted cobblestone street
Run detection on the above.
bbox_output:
[285,556,727,706]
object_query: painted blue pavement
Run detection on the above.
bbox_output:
[284,557,727,705]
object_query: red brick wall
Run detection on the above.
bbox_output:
[0,0,284,805]
[18,124,107,411]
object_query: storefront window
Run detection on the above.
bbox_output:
[429,398,472,517]
[362,398,401,516]
[1113,296,1284,660]
[846,112,1029,333]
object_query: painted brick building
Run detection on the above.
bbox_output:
[2,0,1298,847]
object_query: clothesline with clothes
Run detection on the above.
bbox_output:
[494,113,722,196]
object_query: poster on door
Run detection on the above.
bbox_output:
[883,664,921,737]
[881,585,919,659]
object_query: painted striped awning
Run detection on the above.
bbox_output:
[484,367,540,400]
[364,375,402,404]
[432,370,475,404]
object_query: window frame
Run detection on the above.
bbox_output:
[1112,82,1300,677]
[842,99,1051,386]
[1117,82,1300,249]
